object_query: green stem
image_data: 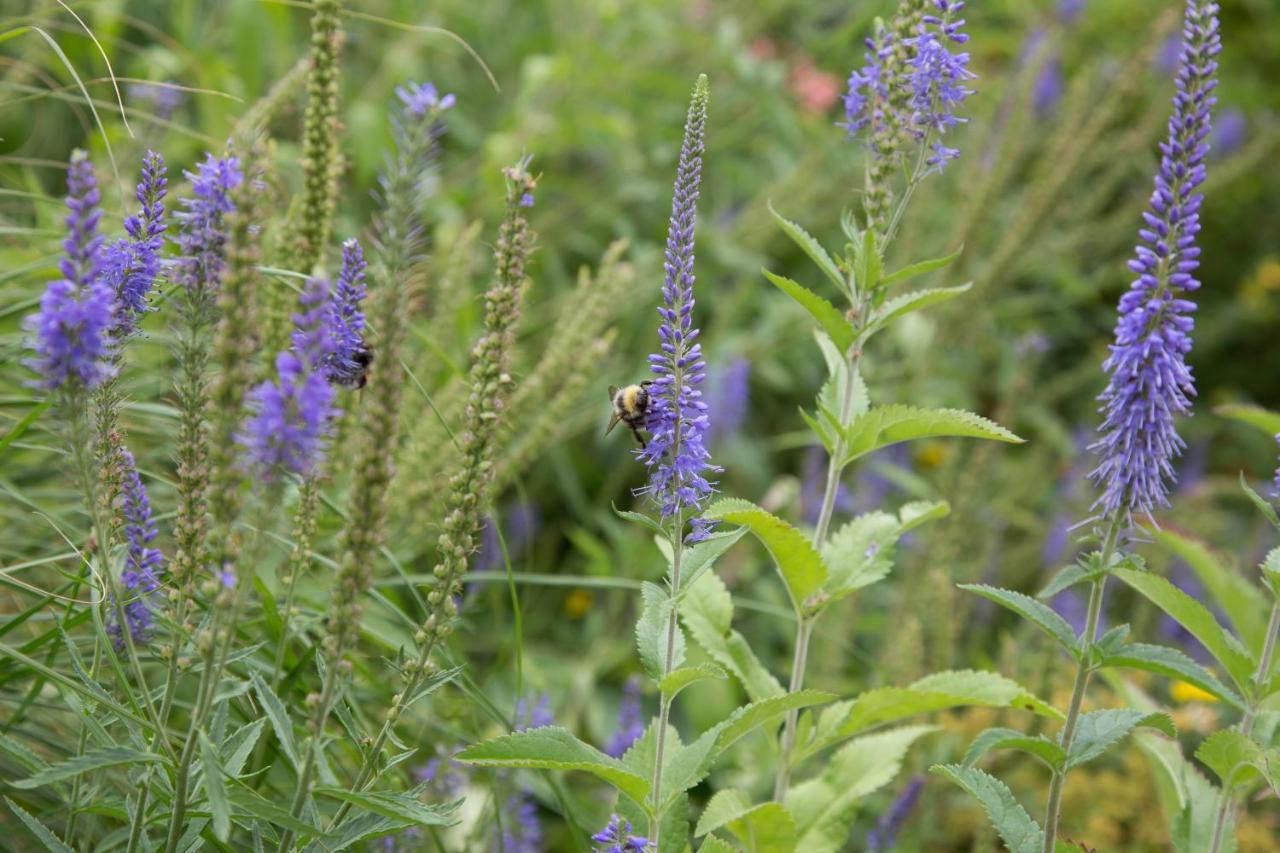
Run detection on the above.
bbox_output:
[649,518,685,847]
[1041,516,1122,853]
[1207,599,1280,853]
[773,616,815,802]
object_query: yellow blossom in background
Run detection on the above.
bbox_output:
[916,440,950,470]
[1240,257,1280,310]
[564,588,592,619]
[1171,680,1218,704]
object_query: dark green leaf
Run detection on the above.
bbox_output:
[1065,709,1175,770]
[768,202,845,293]
[313,788,460,826]
[11,746,164,789]
[199,731,231,841]
[932,764,1042,853]
[251,672,300,770]
[4,797,73,852]
[963,727,1066,771]
[764,270,855,353]
[880,245,964,288]
[1098,642,1244,710]
[960,585,1079,654]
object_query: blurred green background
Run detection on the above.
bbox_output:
[2,0,1280,849]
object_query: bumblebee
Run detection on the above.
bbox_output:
[335,344,374,390]
[606,381,653,446]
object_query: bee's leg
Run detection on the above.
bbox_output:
[631,426,647,448]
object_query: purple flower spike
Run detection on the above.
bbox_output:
[174,153,242,293]
[591,815,651,853]
[25,150,116,390]
[240,279,337,478]
[102,151,168,334]
[867,776,925,852]
[840,29,895,138]
[639,76,719,522]
[1089,1,1220,520]
[107,448,164,647]
[323,238,369,388]
[905,1,976,170]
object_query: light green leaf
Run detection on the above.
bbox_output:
[456,727,650,805]
[251,672,300,770]
[932,764,1042,853]
[1115,567,1256,693]
[841,405,1022,468]
[313,788,460,826]
[856,227,882,293]
[963,727,1066,772]
[1240,473,1280,532]
[765,270,854,354]
[821,501,949,600]
[1038,552,1112,599]
[1098,642,1245,710]
[614,505,667,537]
[637,582,685,680]
[698,837,738,853]
[225,785,326,837]
[659,664,727,699]
[1215,402,1280,436]
[1149,527,1267,653]
[960,585,1079,654]
[671,527,748,594]
[199,732,231,841]
[680,572,785,702]
[817,669,1060,752]
[4,797,73,853]
[880,245,964,288]
[787,726,934,853]
[695,791,798,853]
[1195,730,1263,790]
[703,498,828,614]
[1065,709,1175,770]
[695,789,753,836]
[862,284,971,341]
[768,203,845,293]
[10,746,164,789]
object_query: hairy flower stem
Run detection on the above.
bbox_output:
[1041,515,1122,853]
[1207,599,1280,853]
[271,476,319,687]
[650,514,685,846]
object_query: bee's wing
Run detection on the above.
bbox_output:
[605,412,622,435]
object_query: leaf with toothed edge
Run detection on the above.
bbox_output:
[961,584,1080,654]
[768,202,846,294]
[764,270,855,353]
[932,764,1043,853]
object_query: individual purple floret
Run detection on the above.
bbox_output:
[1089,1,1220,520]
[174,153,242,293]
[591,814,650,853]
[604,676,645,758]
[102,150,168,334]
[905,1,976,172]
[840,28,894,138]
[25,151,116,391]
[240,279,336,478]
[107,448,164,647]
[867,776,925,852]
[395,81,456,118]
[639,77,719,523]
[321,238,369,388]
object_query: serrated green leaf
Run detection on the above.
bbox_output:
[821,501,949,601]
[932,764,1042,853]
[1099,642,1245,710]
[658,527,748,594]
[199,731,232,841]
[251,672,300,770]
[880,245,964,288]
[5,797,73,852]
[1115,567,1256,693]
[225,784,326,837]
[703,498,828,614]
[1195,730,1263,790]
[1240,472,1280,532]
[799,406,838,455]
[695,789,753,836]
[680,572,785,702]
[765,270,854,353]
[10,746,164,789]
[222,718,267,777]
[658,791,690,853]
[768,203,846,293]
[963,727,1066,771]
[659,664,727,698]
[698,837,737,853]
[456,727,650,805]
[787,726,933,853]
[313,788,460,826]
[840,405,1022,467]
[1215,402,1280,436]
[695,791,798,853]
[1065,709,1175,770]
[856,227,882,293]
[960,584,1079,654]
[637,582,685,680]
[1039,554,1110,599]
[862,283,971,341]
[614,504,667,536]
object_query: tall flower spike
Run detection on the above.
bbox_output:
[639,74,719,524]
[1089,0,1220,520]
[102,150,168,334]
[240,278,336,478]
[107,447,164,647]
[324,238,369,387]
[174,153,242,297]
[904,0,976,172]
[25,150,116,390]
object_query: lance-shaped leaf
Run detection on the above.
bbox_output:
[5,797,73,853]
[1064,709,1175,770]
[1115,567,1256,693]
[768,202,846,294]
[1148,527,1267,653]
[861,283,972,342]
[1098,642,1244,710]
[840,405,1022,468]
[960,584,1080,654]
[658,664,727,700]
[457,727,650,805]
[963,727,1066,772]
[313,788,460,826]
[1215,402,1280,436]
[880,245,964,288]
[637,582,685,680]
[655,527,748,594]
[199,732,232,841]
[855,227,882,293]
[822,501,949,599]
[931,764,1043,853]
[787,725,934,853]
[703,498,828,614]
[10,746,165,789]
[765,270,855,353]
[680,572,784,702]
[695,789,798,853]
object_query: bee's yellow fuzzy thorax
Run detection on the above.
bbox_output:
[622,385,641,413]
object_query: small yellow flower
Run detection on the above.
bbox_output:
[1171,680,1218,704]
[916,440,949,470]
[564,588,593,619]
